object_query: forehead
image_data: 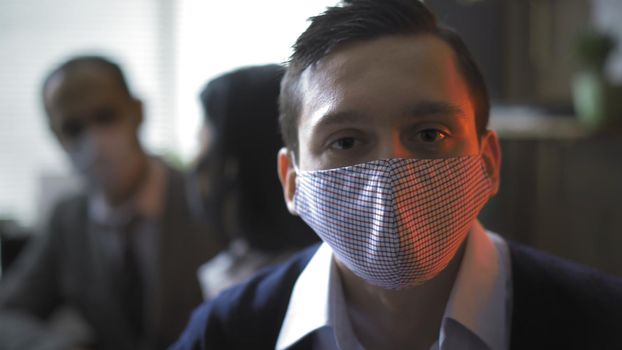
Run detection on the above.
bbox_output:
[44,65,127,117]
[297,34,473,131]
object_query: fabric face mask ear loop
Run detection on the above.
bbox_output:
[287,150,302,216]
[477,132,494,181]
[289,150,301,174]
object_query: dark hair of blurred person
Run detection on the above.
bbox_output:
[191,64,318,299]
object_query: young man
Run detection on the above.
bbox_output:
[173,1,622,349]
[0,56,223,350]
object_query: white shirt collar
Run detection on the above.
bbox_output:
[439,221,510,350]
[276,243,334,349]
[276,222,511,350]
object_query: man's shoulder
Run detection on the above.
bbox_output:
[43,193,88,232]
[53,192,87,212]
[172,243,321,350]
[211,242,319,318]
[508,241,622,348]
[509,241,622,295]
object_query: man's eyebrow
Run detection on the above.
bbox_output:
[311,101,465,131]
[409,101,466,118]
[311,110,370,130]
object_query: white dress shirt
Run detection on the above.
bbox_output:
[276,221,512,350]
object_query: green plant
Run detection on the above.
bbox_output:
[574,30,615,72]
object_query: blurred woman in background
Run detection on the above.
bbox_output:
[188,64,318,300]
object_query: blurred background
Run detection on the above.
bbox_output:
[1,0,622,275]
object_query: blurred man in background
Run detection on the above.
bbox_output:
[0,56,223,350]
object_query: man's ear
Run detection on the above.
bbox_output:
[277,147,298,215]
[480,130,502,196]
[130,97,144,128]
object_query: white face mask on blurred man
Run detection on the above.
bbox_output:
[67,120,141,193]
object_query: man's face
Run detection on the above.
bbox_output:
[279,34,500,210]
[44,65,143,195]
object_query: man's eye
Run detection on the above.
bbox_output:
[417,129,447,143]
[62,120,84,139]
[329,137,357,150]
[95,108,120,126]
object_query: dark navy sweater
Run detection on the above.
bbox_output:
[172,242,622,349]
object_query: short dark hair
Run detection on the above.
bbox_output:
[279,0,489,155]
[42,55,132,101]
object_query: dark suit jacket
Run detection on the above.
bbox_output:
[172,241,622,350]
[0,168,223,350]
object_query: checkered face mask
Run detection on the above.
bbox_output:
[293,155,492,290]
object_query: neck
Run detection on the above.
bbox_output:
[338,242,466,350]
[104,150,149,207]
